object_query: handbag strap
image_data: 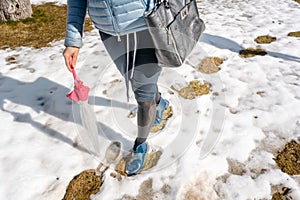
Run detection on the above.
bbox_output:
[155,0,193,7]
[156,0,165,4]
[156,0,169,7]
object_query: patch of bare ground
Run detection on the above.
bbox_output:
[0,3,93,49]
[288,31,300,37]
[214,131,299,199]
[273,140,300,175]
[254,35,276,44]
[197,57,223,74]
[62,169,104,200]
[171,80,211,99]
[239,48,267,58]
[227,158,247,176]
[121,178,172,200]
[271,186,292,200]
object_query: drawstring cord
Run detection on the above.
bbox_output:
[131,32,137,79]
[126,34,130,79]
[126,34,130,101]
[125,32,138,102]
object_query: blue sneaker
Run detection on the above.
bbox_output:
[153,97,169,126]
[125,142,148,176]
[150,97,172,132]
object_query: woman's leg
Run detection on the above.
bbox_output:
[100,29,165,175]
[128,29,162,149]
[133,100,156,150]
[99,30,162,146]
[134,88,161,150]
[155,86,161,104]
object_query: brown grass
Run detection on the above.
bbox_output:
[0,3,93,49]
[197,57,223,74]
[254,35,276,44]
[239,48,267,58]
[171,81,210,99]
[273,140,300,175]
[271,187,291,200]
[288,31,300,37]
[62,170,103,200]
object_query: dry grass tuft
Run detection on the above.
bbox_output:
[254,35,276,44]
[0,3,93,49]
[239,48,267,58]
[62,169,103,200]
[171,81,210,99]
[273,140,300,175]
[197,57,223,74]
[271,186,292,200]
[288,31,300,37]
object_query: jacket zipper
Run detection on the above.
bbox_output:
[106,0,148,42]
[106,0,121,41]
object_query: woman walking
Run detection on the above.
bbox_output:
[63,0,170,176]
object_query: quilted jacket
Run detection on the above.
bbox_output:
[64,0,153,47]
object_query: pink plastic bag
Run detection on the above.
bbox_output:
[66,61,90,102]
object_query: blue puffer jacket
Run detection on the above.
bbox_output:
[64,0,153,47]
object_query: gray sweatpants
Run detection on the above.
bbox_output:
[99,29,162,102]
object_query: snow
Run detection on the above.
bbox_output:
[30,0,67,5]
[0,0,299,199]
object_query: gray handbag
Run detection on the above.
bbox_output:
[144,0,205,67]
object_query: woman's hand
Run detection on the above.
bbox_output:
[63,46,80,72]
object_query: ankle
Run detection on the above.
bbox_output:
[155,92,161,105]
[133,138,146,151]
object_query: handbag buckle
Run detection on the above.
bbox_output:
[180,7,189,20]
